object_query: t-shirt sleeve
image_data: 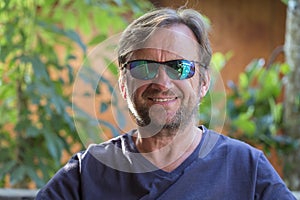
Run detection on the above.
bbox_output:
[255,152,296,200]
[35,153,81,200]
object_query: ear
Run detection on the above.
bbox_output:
[199,71,210,98]
[119,74,127,100]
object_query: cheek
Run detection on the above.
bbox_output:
[174,80,200,107]
[184,76,202,98]
[189,83,202,102]
[125,76,150,99]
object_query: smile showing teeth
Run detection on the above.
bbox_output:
[151,97,176,102]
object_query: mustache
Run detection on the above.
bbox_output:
[141,84,181,97]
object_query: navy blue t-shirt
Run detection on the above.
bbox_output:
[36,126,296,200]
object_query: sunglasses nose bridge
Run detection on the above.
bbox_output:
[151,64,173,85]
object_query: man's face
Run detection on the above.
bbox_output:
[120,24,210,134]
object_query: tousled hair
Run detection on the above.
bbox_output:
[117,8,212,68]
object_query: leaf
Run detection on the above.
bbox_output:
[78,9,92,35]
[50,94,64,114]
[88,34,107,46]
[27,167,44,188]
[280,62,290,75]
[34,148,54,182]
[105,58,119,76]
[10,166,26,185]
[0,160,16,179]
[0,0,9,12]
[257,69,281,100]
[94,11,110,34]
[26,125,40,137]
[64,11,77,30]
[43,131,63,166]
[239,73,248,90]
[232,106,256,135]
[269,98,282,123]
[64,30,87,53]
[245,58,265,82]
[79,66,100,92]
[20,55,49,81]
[37,21,87,53]
[233,118,256,136]
[211,52,227,71]
[281,0,288,5]
[113,0,123,6]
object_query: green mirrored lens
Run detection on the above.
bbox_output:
[179,60,194,80]
[129,61,157,80]
[126,60,195,80]
[166,60,195,80]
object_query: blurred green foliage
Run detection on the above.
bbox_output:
[0,0,152,188]
[201,52,297,155]
[227,59,296,153]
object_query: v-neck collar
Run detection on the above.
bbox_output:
[126,126,207,177]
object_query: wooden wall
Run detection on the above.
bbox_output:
[151,0,287,83]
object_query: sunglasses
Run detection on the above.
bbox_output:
[122,59,204,80]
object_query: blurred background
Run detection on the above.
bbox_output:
[0,0,299,195]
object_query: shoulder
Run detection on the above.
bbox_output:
[201,126,263,162]
[36,132,134,199]
[78,132,140,173]
[203,127,261,152]
[36,152,83,199]
[82,132,134,161]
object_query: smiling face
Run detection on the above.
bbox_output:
[119,24,210,133]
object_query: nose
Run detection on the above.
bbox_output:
[151,66,173,90]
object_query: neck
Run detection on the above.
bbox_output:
[133,125,202,172]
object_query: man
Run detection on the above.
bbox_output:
[36,8,296,199]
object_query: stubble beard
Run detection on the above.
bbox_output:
[129,97,199,134]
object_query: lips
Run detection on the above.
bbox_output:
[142,86,180,104]
[148,97,177,102]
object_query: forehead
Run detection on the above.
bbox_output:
[129,24,200,61]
